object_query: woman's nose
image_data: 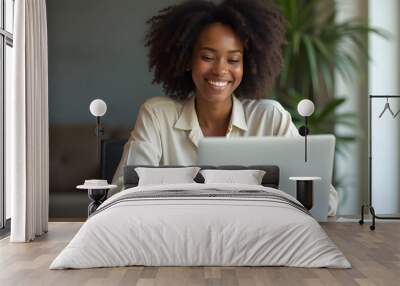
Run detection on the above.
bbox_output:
[212,60,228,75]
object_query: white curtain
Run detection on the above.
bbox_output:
[7,0,49,242]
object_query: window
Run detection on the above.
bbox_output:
[1,0,14,229]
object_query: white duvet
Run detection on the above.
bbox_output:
[50,183,350,269]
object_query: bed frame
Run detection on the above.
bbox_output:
[123,165,280,189]
[100,139,280,189]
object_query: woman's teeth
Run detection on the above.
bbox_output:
[207,80,229,89]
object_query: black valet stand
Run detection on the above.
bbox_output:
[359,95,400,230]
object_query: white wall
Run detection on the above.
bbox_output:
[335,0,368,215]
[335,0,400,215]
[369,0,400,214]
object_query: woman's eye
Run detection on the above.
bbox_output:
[201,55,214,61]
[228,59,241,64]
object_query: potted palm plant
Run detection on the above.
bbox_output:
[273,0,388,153]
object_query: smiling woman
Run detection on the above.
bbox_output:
[192,23,244,136]
[111,0,299,194]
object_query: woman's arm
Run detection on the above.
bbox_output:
[279,109,300,137]
[252,99,299,137]
[110,103,162,194]
[127,103,162,165]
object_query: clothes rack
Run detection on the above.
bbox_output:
[359,95,400,230]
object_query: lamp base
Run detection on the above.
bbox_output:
[88,189,109,216]
[298,126,309,136]
[296,180,314,210]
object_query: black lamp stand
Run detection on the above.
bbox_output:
[299,117,309,162]
[95,116,104,178]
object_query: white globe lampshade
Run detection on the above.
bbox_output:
[89,99,107,117]
[297,99,315,117]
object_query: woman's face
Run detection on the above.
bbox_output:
[191,23,244,104]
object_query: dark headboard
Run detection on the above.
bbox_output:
[101,139,127,183]
[123,165,280,189]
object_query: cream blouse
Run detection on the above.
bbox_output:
[111,95,299,191]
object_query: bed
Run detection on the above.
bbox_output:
[50,165,350,269]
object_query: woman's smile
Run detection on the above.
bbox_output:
[205,79,231,91]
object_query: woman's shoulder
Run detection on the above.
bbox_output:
[141,96,184,113]
[240,98,298,136]
[241,98,288,115]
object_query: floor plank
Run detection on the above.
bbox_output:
[0,222,399,286]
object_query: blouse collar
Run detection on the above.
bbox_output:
[174,94,248,147]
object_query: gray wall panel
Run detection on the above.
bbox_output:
[47,0,180,218]
[47,0,178,129]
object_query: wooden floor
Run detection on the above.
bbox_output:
[0,222,399,286]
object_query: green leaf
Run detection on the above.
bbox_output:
[312,37,332,60]
[303,36,319,92]
[280,47,292,86]
[293,32,301,54]
[318,98,347,120]
[336,136,357,143]
[320,63,333,92]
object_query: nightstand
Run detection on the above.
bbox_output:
[289,176,321,210]
[77,181,117,216]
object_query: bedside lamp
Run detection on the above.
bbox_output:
[76,99,112,216]
[297,99,315,162]
[89,99,107,172]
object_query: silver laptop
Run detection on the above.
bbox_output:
[197,135,335,221]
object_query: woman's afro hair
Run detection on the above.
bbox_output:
[145,0,286,100]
